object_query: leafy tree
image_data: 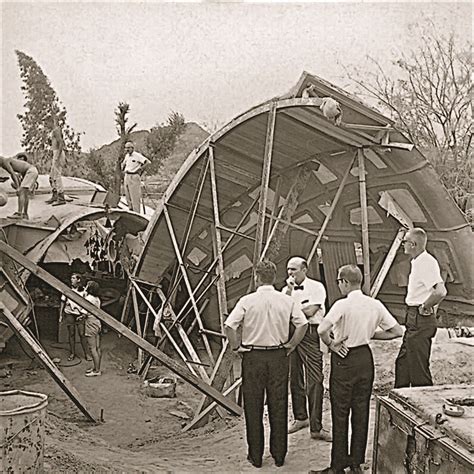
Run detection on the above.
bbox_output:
[113,102,137,194]
[15,50,82,172]
[348,24,472,216]
[146,111,186,175]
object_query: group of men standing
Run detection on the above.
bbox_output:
[0,110,150,219]
[225,227,446,472]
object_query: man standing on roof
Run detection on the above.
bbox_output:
[317,264,402,474]
[0,154,38,220]
[46,111,67,206]
[394,227,447,388]
[121,141,150,213]
[225,260,307,469]
[284,256,331,441]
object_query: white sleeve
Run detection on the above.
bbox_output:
[224,298,246,330]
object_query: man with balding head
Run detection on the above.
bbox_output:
[121,141,150,213]
[283,256,330,441]
[395,227,447,388]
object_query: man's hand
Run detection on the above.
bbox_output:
[328,335,349,358]
[283,342,296,356]
[233,346,251,358]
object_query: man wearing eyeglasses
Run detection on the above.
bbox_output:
[121,141,150,213]
[316,265,402,474]
[283,256,331,441]
[395,227,447,388]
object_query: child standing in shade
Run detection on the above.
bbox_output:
[79,281,102,377]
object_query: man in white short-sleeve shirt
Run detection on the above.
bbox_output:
[225,260,307,469]
[316,264,402,474]
[395,227,447,388]
[121,141,150,213]
[283,257,330,441]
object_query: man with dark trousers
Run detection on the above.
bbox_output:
[395,227,447,388]
[284,257,330,441]
[317,264,402,474]
[225,260,307,469]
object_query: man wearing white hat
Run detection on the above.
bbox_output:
[121,141,150,213]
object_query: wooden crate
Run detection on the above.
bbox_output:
[373,385,473,473]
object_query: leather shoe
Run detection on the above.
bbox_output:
[273,457,285,467]
[288,419,309,433]
[311,429,332,442]
[247,454,262,468]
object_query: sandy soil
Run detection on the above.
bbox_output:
[1,329,472,473]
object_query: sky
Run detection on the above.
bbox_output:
[1,1,472,156]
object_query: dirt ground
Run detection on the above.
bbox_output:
[1,329,472,473]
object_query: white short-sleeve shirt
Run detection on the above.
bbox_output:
[225,285,307,346]
[282,277,326,324]
[405,251,443,306]
[324,290,398,348]
[122,151,150,174]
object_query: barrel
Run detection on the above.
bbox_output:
[0,390,48,473]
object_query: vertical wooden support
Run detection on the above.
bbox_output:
[131,286,143,366]
[307,152,357,265]
[163,205,215,365]
[266,176,281,242]
[253,102,277,265]
[120,284,132,324]
[208,146,228,332]
[358,148,371,294]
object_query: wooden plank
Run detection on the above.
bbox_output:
[370,228,407,298]
[307,152,357,265]
[358,149,371,293]
[209,146,229,332]
[131,286,143,367]
[163,205,215,365]
[0,303,97,422]
[252,102,277,266]
[0,241,242,416]
[130,279,199,378]
[183,377,242,432]
[267,176,281,242]
[155,287,210,383]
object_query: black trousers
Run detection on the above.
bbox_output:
[330,345,374,471]
[242,348,289,464]
[394,306,437,388]
[290,325,324,432]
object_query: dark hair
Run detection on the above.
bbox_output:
[255,260,277,285]
[338,264,363,285]
[86,281,100,297]
[71,273,84,290]
[16,153,28,162]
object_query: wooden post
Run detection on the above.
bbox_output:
[266,176,281,242]
[370,228,406,298]
[252,102,277,266]
[163,205,215,365]
[307,152,357,265]
[0,241,242,416]
[208,146,228,332]
[0,303,96,422]
[358,148,371,294]
[131,286,143,367]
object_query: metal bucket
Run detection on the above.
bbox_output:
[0,390,48,473]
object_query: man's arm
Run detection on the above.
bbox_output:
[225,326,241,351]
[53,127,64,154]
[422,282,447,312]
[284,323,307,355]
[373,324,403,340]
[302,304,321,318]
[318,317,349,358]
[2,159,21,189]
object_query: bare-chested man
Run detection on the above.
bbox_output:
[46,112,66,205]
[0,154,39,219]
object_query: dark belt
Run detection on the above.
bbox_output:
[404,305,436,328]
[125,172,140,175]
[241,344,285,351]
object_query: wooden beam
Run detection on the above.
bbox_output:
[370,228,406,298]
[0,241,242,416]
[358,149,371,293]
[155,287,210,383]
[267,176,281,242]
[307,152,357,265]
[0,303,96,422]
[252,102,277,266]
[209,146,229,332]
[183,378,242,432]
[131,286,143,367]
[163,205,215,365]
